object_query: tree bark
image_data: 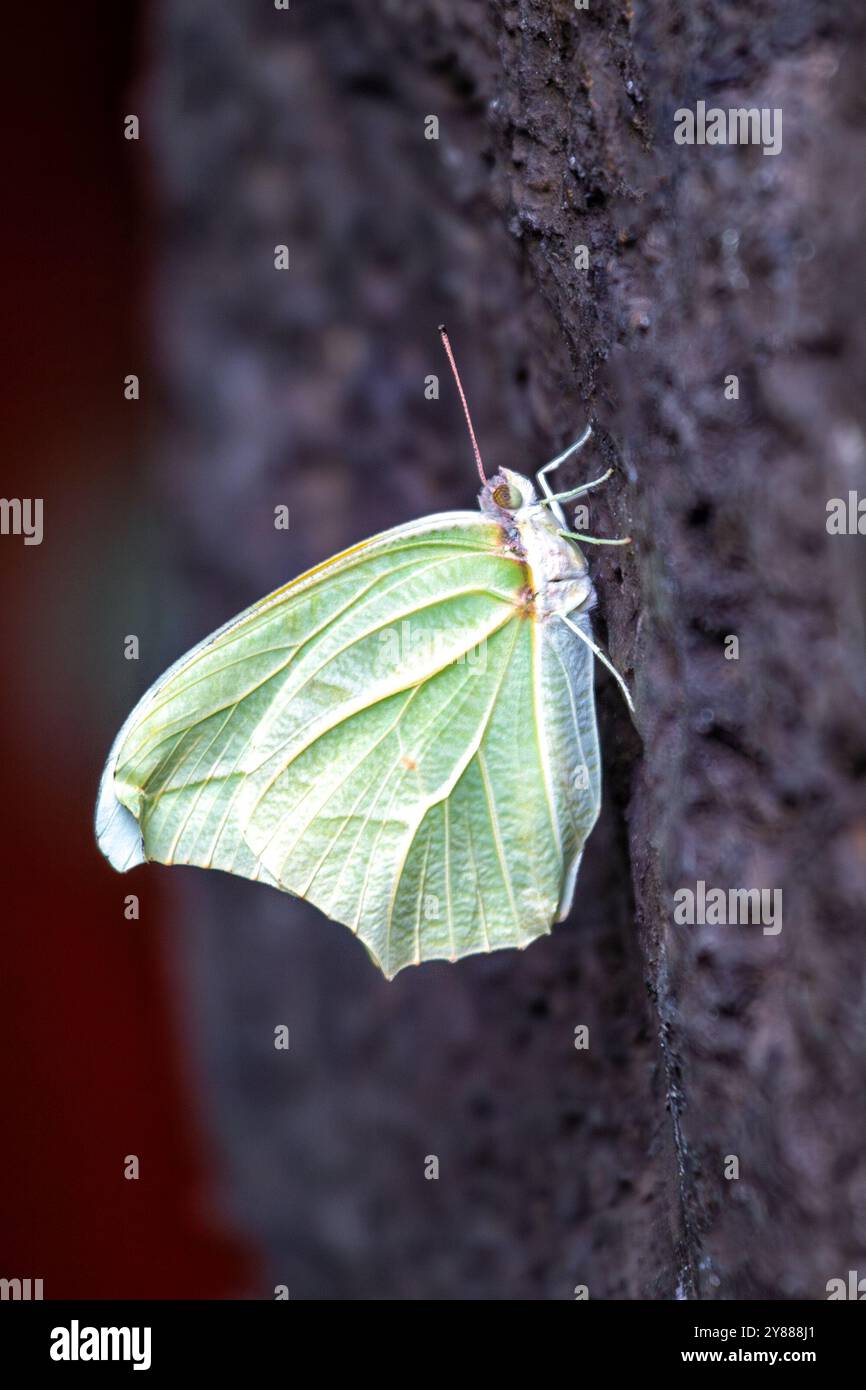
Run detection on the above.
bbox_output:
[148,0,866,1298]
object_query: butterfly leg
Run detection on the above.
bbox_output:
[537,424,593,483]
[559,528,631,546]
[536,425,592,525]
[558,612,635,717]
[542,469,614,506]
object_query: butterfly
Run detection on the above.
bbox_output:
[96,328,633,978]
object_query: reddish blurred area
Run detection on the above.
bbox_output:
[0,4,254,1297]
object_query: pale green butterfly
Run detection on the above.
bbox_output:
[96,328,633,978]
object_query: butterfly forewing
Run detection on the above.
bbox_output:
[99,511,602,976]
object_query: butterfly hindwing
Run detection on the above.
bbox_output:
[380,609,601,974]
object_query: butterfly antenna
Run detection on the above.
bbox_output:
[438,324,486,484]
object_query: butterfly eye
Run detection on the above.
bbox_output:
[492,481,523,510]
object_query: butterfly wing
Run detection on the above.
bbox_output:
[96,511,600,976]
[382,607,601,975]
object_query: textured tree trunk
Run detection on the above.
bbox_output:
[148,0,866,1298]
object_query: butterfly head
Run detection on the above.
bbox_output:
[479,468,537,519]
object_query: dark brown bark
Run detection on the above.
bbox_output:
[148,0,866,1297]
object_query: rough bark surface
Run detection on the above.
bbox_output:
[147,0,866,1298]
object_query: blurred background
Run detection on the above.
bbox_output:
[2,1,864,1300]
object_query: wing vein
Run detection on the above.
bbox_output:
[383,617,523,964]
[477,748,521,939]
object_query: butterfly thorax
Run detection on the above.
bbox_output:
[479,468,594,621]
